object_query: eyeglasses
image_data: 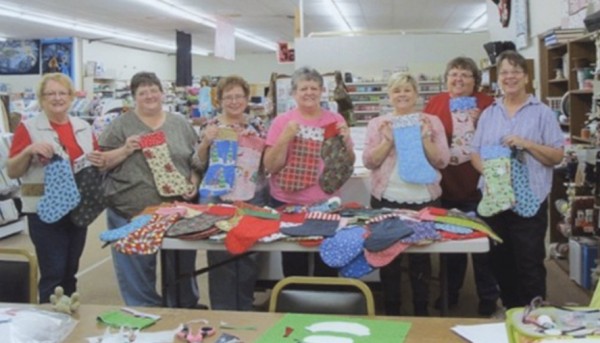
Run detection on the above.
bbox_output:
[42,91,70,98]
[499,70,525,77]
[222,94,247,102]
[447,72,474,79]
[136,88,162,97]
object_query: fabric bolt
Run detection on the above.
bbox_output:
[99,214,155,242]
[139,131,195,197]
[37,155,81,224]
[364,241,411,268]
[221,133,265,202]
[364,217,415,252]
[448,96,477,166]
[319,225,366,268]
[280,212,341,237]
[434,222,474,235]
[224,215,280,254]
[391,114,437,184]
[199,129,239,197]
[318,123,354,194]
[477,145,515,217]
[510,148,540,217]
[276,125,324,192]
[339,253,374,278]
[165,213,231,237]
[114,213,181,255]
[69,166,107,228]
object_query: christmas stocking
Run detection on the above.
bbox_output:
[511,148,540,217]
[318,122,354,194]
[280,212,341,237]
[140,131,195,197]
[448,96,477,165]
[114,213,181,255]
[199,128,238,198]
[477,145,515,217]
[276,125,324,192]
[70,164,107,228]
[224,215,280,254]
[221,133,265,202]
[37,155,81,224]
[99,214,155,242]
[392,114,437,184]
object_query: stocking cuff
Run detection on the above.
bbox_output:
[322,122,339,139]
[391,113,420,128]
[238,134,266,151]
[139,131,166,148]
[449,96,477,112]
[217,127,238,141]
[480,145,511,160]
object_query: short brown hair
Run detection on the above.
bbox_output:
[37,73,74,101]
[444,56,482,90]
[496,50,529,75]
[130,71,163,96]
[216,75,250,100]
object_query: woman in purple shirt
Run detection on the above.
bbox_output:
[471,51,564,309]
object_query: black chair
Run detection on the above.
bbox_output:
[0,248,38,303]
[268,276,376,316]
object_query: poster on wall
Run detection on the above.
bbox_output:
[515,0,529,49]
[41,37,73,79]
[0,39,40,75]
[277,41,295,64]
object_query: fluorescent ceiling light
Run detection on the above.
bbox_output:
[0,36,6,42]
[0,4,210,55]
[134,0,278,51]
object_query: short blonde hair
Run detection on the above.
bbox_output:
[37,73,74,101]
[387,72,419,94]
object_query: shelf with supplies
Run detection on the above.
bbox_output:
[82,76,130,101]
[347,78,444,124]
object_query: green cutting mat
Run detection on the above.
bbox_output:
[255,313,411,342]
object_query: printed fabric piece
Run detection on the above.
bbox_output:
[318,122,354,194]
[418,207,502,243]
[99,214,155,242]
[448,96,477,165]
[69,166,107,228]
[391,114,437,184]
[339,254,374,278]
[276,125,324,192]
[364,242,411,268]
[319,225,366,268]
[37,155,81,224]
[114,213,181,255]
[224,215,280,254]
[140,131,195,197]
[364,215,415,252]
[221,133,265,201]
[477,145,515,217]
[199,128,239,198]
[510,148,540,217]
[165,213,232,237]
[280,212,341,237]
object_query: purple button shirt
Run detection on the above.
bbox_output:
[471,95,564,201]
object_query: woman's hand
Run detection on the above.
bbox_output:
[503,135,529,150]
[421,117,433,142]
[124,135,141,155]
[87,151,105,168]
[181,186,198,201]
[337,122,352,147]
[27,142,54,159]
[280,121,300,143]
[380,121,394,143]
[201,124,219,146]
[469,108,482,124]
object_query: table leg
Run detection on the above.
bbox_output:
[439,254,448,316]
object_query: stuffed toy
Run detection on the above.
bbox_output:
[49,286,80,314]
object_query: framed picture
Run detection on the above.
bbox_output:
[41,37,74,80]
[0,40,40,75]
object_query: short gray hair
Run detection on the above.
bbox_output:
[291,66,323,93]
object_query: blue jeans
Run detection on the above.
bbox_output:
[27,214,87,303]
[107,208,199,307]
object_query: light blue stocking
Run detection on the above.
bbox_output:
[37,155,81,224]
[511,149,540,217]
[392,114,437,184]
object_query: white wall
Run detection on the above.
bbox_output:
[294,32,490,80]
[192,53,295,84]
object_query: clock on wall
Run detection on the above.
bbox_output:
[492,0,512,27]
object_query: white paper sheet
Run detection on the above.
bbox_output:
[451,323,508,343]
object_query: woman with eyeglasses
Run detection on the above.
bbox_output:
[195,75,268,311]
[471,51,564,309]
[90,71,201,308]
[423,57,500,316]
[263,66,354,278]
[7,73,98,303]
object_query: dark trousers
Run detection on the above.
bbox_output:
[27,213,88,303]
[483,201,548,309]
[370,196,438,315]
[270,196,337,277]
[441,199,499,303]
